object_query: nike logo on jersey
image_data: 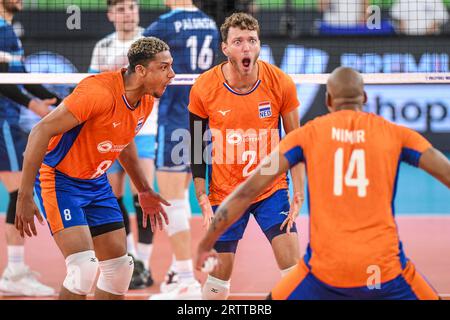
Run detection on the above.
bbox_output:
[279,211,289,216]
[113,122,121,128]
[218,110,231,116]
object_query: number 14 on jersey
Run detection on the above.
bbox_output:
[333,148,370,197]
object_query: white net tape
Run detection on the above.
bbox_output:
[1,73,450,85]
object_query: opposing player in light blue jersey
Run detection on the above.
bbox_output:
[144,0,219,300]
[89,0,156,289]
[0,0,61,297]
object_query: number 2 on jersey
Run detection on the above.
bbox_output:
[186,35,214,71]
[333,148,369,197]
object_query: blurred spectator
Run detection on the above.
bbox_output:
[391,0,449,35]
[195,0,256,27]
[317,0,395,35]
[319,0,370,27]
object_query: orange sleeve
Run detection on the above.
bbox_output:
[188,83,208,119]
[395,125,432,167]
[63,78,113,123]
[280,73,300,116]
[278,126,308,167]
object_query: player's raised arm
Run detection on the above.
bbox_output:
[419,147,450,188]
[16,104,80,237]
[196,147,290,270]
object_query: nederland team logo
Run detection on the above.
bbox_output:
[135,117,145,133]
[258,101,272,118]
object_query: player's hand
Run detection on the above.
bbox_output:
[198,194,214,230]
[138,189,171,232]
[280,192,304,234]
[196,241,219,273]
[15,192,45,238]
[28,98,57,118]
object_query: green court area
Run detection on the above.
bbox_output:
[22,0,450,10]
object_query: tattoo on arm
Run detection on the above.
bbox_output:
[211,207,228,232]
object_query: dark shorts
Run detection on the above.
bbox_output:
[35,165,124,236]
[0,120,28,172]
[271,259,440,300]
[155,124,190,172]
[212,189,296,253]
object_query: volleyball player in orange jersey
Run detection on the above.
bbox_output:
[15,37,173,300]
[189,13,304,300]
[196,67,450,300]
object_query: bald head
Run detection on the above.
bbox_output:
[326,67,366,112]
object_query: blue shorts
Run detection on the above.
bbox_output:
[212,189,296,253]
[108,134,156,174]
[0,120,28,172]
[271,259,439,300]
[155,124,190,172]
[34,165,123,235]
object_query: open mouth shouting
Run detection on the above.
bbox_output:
[242,57,252,71]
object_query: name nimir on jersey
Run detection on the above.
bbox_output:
[332,127,366,144]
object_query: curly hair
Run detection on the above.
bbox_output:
[220,12,260,43]
[127,37,170,72]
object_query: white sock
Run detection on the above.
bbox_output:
[170,255,177,273]
[280,264,297,277]
[175,259,195,283]
[126,233,137,257]
[202,275,230,300]
[137,242,153,269]
[7,245,25,271]
[184,190,192,219]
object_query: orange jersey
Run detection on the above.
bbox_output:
[278,110,432,287]
[43,69,154,179]
[189,60,300,206]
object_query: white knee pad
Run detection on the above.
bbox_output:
[63,250,99,296]
[202,275,231,300]
[96,254,134,296]
[163,199,190,237]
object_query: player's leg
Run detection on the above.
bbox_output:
[162,172,193,289]
[71,175,133,300]
[34,167,102,299]
[92,227,131,300]
[52,226,97,300]
[150,124,201,299]
[254,189,300,276]
[107,163,137,257]
[0,125,54,297]
[153,170,199,297]
[201,210,251,300]
[130,135,155,287]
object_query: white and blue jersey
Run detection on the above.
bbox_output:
[143,7,219,129]
[0,17,25,125]
[144,7,219,170]
[0,17,28,171]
